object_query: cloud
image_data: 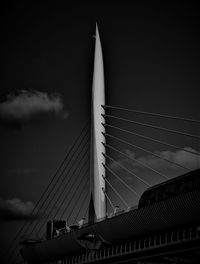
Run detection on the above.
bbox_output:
[136,147,200,171]
[0,198,37,221]
[0,90,68,122]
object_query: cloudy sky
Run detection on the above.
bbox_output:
[1,1,200,263]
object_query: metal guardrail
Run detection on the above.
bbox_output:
[62,225,200,264]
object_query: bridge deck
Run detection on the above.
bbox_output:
[21,189,200,263]
[63,224,200,264]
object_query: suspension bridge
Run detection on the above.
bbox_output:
[4,24,200,264]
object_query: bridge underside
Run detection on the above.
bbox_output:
[62,224,200,264]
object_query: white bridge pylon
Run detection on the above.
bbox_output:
[90,23,106,220]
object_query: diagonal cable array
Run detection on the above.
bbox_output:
[102,163,140,198]
[103,144,169,180]
[102,105,200,124]
[102,174,129,208]
[73,188,89,224]
[102,151,152,185]
[103,123,200,157]
[102,114,200,140]
[103,132,191,171]
[101,105,200,177]
[7,120,91,264]
[58,163,89,221]
[100,104,200,214]
[26,129,90,236]
[55,159,89,220]
[35,144,90,236]
[64,178,89,225]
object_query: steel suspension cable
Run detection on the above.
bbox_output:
[102,163,140,197]
[102,114,200,140]
[103,123,200,157]
[102,174,129,208]
[73,190,89,223]
[103,132,191,171]
[39,175,89,239]
[102,187,115,211]
[55,160,89,220]
[35,143,90,236]
[6,120,90,261]
[36,165,89,239]
[102,105,200,124]
[65,178,89,224]
[103,143,169,180]
[105,129,192,171]
[59,168,89,221]
[28,125,90,235]
[103,152,152,185]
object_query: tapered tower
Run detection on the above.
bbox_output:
[89,24,106,221]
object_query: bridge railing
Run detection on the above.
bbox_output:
[63,224,200,264]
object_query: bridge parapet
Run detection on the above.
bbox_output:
[63,224,200,264]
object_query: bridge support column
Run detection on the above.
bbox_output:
[89,24,106,221]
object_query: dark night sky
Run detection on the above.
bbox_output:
[1,1,200,263]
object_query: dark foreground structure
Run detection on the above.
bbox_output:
[21,169,200,263]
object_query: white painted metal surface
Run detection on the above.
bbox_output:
[90,23,106,219]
